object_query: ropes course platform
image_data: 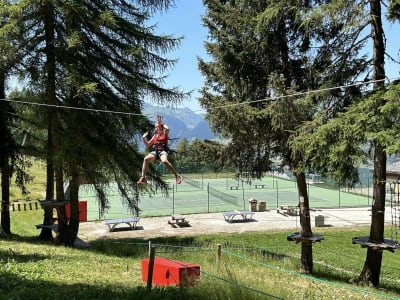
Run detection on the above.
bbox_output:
[287,232,324,243]
[352,236,400,252]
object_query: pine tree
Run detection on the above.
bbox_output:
[199,0,369,273]
[3,0,184,243]
[0,0,33,235]
[292,0,400,286]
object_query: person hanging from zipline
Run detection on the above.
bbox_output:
[137,115,182,185]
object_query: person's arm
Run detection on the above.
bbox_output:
[142,132,154,148]
[163,124,170,139]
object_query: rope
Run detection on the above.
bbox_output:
[200,78,389,113]
[1,78,395,117]
[160,256,284,299]
[198,268,284,299]
[222,249,400,300]
[97,239,400,297]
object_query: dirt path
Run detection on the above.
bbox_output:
[78,207,377,241]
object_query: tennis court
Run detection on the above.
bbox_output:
[78,175,373,221]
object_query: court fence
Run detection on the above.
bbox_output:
[78,173,381,221]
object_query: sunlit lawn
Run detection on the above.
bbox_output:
[1,209,400,299]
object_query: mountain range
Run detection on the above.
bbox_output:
[142,103,218,144]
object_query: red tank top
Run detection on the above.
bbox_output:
[153,133,168,151]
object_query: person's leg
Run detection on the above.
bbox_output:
[160,155,177,176]
[138,153,156,183]
[160,153,182,184]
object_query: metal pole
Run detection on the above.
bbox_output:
[207,183,210,213]
[147,241,156,291]
[242,180,245,210]
[172,185,175,215]
[272,171,275,188]
[368,178,370,206]
[216,244,221,266]
[276,180,279,208]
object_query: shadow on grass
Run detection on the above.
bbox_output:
[0,247,50,264]
[311,269,400,296]
[0,272,207,300]
[84,235,204,259]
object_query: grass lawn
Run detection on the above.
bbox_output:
[1,209,400,299]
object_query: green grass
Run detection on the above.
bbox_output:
[8,159,46,202]
[2,209,400,299]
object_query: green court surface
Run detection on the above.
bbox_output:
[78,175,372,221]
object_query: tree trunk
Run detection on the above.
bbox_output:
[40,120,55,240]
[0,75,11,235]
[358,143,386,286]
[1,152,11,235]
[358,0,386,287]
[296,171,313,273]
[40,0,61,240]
[63,175,80,246]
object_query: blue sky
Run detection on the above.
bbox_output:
[152,0,400,112]
[151,0,208,112]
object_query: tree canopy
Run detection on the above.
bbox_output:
[0,0,185,240]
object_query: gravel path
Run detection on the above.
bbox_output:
[78,207,383,241]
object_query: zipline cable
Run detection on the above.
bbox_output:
[0,78,395,117]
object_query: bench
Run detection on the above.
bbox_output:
[230,186,239,190]
[254,184,265,189]
[168,214,190,227]
[36,224,59,232]
[277,205,298,215]
[222,210,255,223]
[104,216,140,232]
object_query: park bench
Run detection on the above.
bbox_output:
[168,214,190,227]
[253,184,265,189]
[277,205,298,215]
[230,186,240,190]
[104,216,140,232]
[35,223,59,232]
[222,210,255,223]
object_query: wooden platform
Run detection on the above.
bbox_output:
[287,232,324,243]
[352,236,400,252]
[36,224,59,232]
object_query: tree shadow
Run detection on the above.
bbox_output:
[1,272,199,300]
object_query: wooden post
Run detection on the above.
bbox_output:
[216,244,221,266]
[147,241,156,291]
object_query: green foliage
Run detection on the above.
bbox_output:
[387,0,400,21]
[200,0,370,178]
[293,82,400,186]
[1,0,186,218]
[174,138,234,174]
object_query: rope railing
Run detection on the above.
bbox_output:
[99,239,399,299]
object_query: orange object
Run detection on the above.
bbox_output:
[64,201,87,222]
[142,257,200,287]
